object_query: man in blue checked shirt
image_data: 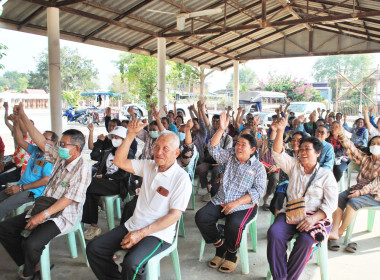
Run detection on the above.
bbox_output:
[195,111,266,274]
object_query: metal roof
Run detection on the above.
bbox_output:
[1,0,380,71]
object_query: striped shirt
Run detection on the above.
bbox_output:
[27,143,92,232]
[209,144,267,213]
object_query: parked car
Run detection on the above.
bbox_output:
[121,104,148,120]
[287,102,326,117]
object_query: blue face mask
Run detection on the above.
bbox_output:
[58,147,72,159]
[149,131,159,139]
[177,132,186,142]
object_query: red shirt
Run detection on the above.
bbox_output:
[0,136,4,154]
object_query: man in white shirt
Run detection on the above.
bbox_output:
[86,120,192,280]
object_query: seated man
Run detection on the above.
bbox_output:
[0,114,57,220]
[87,120,192,280]
[0,103,92,280]
[315,124,334,171]
[195,112,266,273]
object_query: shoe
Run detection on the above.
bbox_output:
[202,193,211,202]
[262,203,270,211]
[84,226,102,240]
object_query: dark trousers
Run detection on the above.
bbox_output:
[0,165,21,186]
[87,224,170,280]
[195,162,219,189]
[333,161,349,182]
[265,172,280,196]
[0,212,60,277]
[82,177,121,225]
[195,202,257,251]
[267,214,330,280]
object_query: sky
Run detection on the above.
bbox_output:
[1,28,379,93]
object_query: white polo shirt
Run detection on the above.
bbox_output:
[124,160,192,244]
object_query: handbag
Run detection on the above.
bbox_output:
[285,167,319,224]
[30,196,62,218]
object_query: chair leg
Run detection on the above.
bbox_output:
[344,212,358,245]
[250,220,257,252]
[367,210,376,232]
[170,248,182,280]
[67,231,78,258]
[199,238,205,261]
[115,198,122,220]
[191,185,195,210]
[266,267,273,280]
[105,199,115,230]
[239,230,249,274]
[179,215,185,237]
[77,228,90,267]
[40,243,51,280]
[146,259,159,280]
[318,241,329,280]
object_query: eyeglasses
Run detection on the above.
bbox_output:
[59,142,77,148]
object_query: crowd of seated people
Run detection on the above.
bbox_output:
[0,99,379,280]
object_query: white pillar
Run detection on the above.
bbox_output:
[47,7,63,136]
[200,68,205,102]
[233,60,240,111]
[157,38,166,111]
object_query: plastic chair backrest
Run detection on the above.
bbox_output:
[184,151,199,183]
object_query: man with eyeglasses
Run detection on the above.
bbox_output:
[0,113,57,221]
[0,103,92,280]
[315,125,335,171]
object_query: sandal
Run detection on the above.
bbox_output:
[345,242,357,253]
[328,240,340,251]
[218,256,239,273]
[208,254,225,269]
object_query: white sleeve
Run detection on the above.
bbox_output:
[272,149,298,176]
[131,160,153,177]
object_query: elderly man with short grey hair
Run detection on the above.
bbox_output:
[87,120,192,280]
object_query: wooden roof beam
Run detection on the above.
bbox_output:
[277,0,312,31]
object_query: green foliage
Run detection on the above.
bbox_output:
[116,53,158,107]
[62,90,82,106]
[226,66,256,91]
[167,61,200,91]
[260,74,324,102]
[15,77,28,92]
[0,43,7,70]
[0,71,29,91]
[28,46,99,92]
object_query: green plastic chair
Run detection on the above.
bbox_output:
[347,161,360,188]
[266,215,329,280]
[184,151,199,210]
[179,214,185,237]
[40,212,89,280]
[145,222,181,280]
[13,200,35,216]
[344,206,380,245]
[101,195,122,230]
[338,170,347,192]
[199,213,258,275]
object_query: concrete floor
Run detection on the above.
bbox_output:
[0,187,379,280]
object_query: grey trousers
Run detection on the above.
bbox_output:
[0,190,34,220]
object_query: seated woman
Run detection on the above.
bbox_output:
[328,123,380,253]
[195,112,266,273]
[268,116,338,280]
[327,121,350,182]
[343,116,368,147]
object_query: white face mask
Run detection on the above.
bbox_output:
[112,139,123,148]
[370,145,380,156]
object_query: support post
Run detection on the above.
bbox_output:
[200,67,205,102]
[157,38,166,112]
[47,7,63,136]
[233,60,239,111]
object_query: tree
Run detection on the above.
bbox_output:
[167,61,200,92]
[109,74,136,102]
[260,74,324,102]
[28,46,99,92]
[226,66,257,91]
[1,71,29,91]
[116,53,158,118]
[15,77,28,92]
[0,43,7,70]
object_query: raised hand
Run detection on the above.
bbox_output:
[3,102,8,110]
[88,123,94,132]
[317,108,321,114]
[253,115,260,125]
[105,107,111,116]
[276,117,288,131]
[369,107,374,114]
[227,105,232,111]
[343,114,347,122]
[237,107,242,113]
[162,105,168,114]
[219,111,230,131]
[128,120,148,135]
[363,106,368,113]
[298,114,305,123]
[185,119,193,130]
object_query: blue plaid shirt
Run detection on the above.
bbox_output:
[209,144,267,213]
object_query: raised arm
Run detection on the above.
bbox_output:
[199,101,210,128]
[15,103,47,152]
[152,104,165,133]
[9,114,29,151]
[87,123,94,150]
[185,119,193,144]
[273,117,287,154]
[211,111,229,147]
[3,102,14,133]
[114,120,148,174]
